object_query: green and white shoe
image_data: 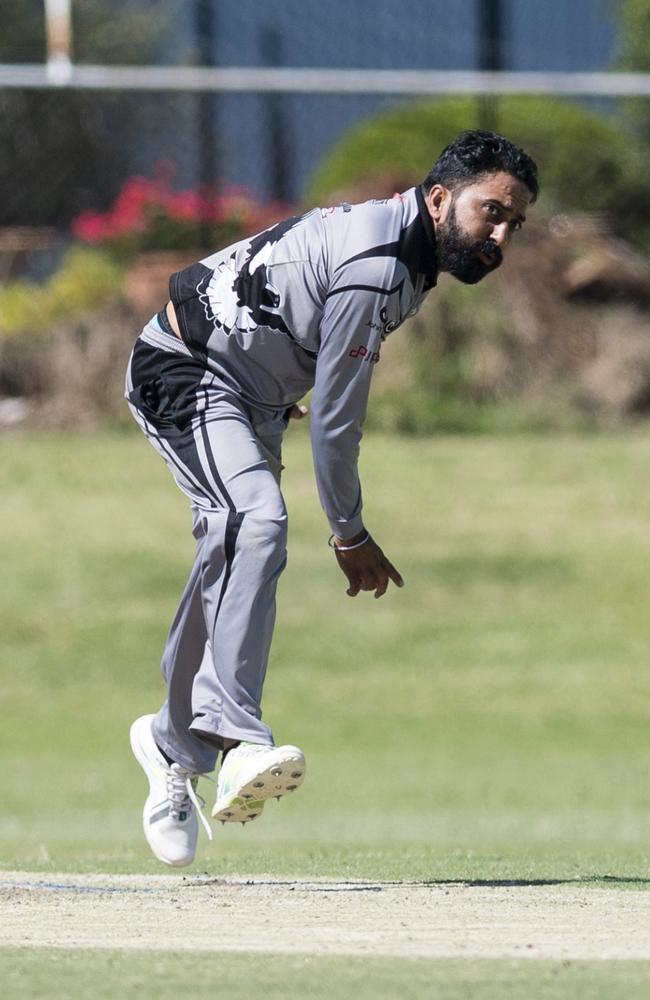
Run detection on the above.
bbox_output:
[212,742,306,824]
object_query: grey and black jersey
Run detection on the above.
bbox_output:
[168,185,438,538]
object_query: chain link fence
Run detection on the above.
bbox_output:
[0,0,620,228]
[4,0,650,430]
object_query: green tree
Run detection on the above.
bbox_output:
[617,0,650,69]
[617,0,650,145]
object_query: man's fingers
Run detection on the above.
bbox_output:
[336,541,404,598]
[384,559,404,588]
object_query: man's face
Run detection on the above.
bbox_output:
[428,171,531,284]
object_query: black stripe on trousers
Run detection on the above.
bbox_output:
[215,509,245,620]
[194,396,245,617]
[198,388,236,513]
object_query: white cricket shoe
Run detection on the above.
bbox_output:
[212,741,306,824]
[130,714,212,867]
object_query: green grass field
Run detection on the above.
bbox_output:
[3,950,650,1000]
[2,427,650,995]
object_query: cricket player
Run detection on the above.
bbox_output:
[126,129,538,866]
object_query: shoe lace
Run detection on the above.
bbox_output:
[168,763,214,841]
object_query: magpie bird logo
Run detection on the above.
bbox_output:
[199,214,303,336]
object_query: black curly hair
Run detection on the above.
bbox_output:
[422,129,539,202]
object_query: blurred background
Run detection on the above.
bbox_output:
[2,2,650,875]
[2,0,650,431]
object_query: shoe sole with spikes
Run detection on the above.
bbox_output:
[212,745,306,824]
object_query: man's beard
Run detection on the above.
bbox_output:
[436,203,503,285]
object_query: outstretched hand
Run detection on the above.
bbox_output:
[331,531,404,599]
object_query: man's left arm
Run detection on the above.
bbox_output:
[309,281,404,598]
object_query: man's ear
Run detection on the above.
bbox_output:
[426,184,452,226]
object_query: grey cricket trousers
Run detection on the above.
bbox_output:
[125,319,288,774]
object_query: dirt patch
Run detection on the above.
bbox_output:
[1,872,649,960]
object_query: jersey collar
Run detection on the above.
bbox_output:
[415,185,438,285]
[398,187,438,290]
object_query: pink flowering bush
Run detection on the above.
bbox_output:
[72,166,290,258]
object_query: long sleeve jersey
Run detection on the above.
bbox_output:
[170,185,438,539]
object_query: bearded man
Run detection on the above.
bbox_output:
[126,129,538,867]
